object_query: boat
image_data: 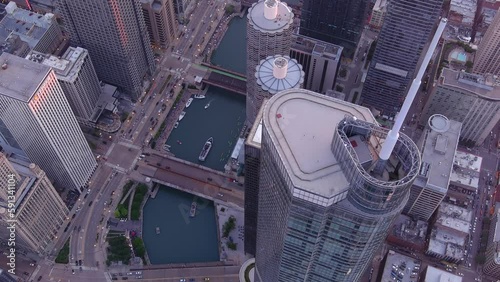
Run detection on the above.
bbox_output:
[194,94,206,99]
[189,202,197,218]
[198,137,213,161]
[178,111,186,121]
[156,227,160,234]
[204,102,210,109]
[174,122,179,129]
[186,98,193,108]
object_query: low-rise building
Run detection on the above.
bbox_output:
[449,0,477,26]
[423,266,462,281]
[369,0,388,30]
[380,251,421,282]
[450,151,482,193]
[387,214,429,252]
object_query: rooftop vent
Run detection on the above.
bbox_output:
[273,57,288,79]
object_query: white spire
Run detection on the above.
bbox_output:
[379,18,448,160]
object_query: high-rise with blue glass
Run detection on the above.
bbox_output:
[255,88,420,282]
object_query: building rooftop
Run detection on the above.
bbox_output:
[450,0,477,23]
[0,52,51,102]
[424,266,462,282]
[0,2,55,52]
[256,55,304,94]
[380,251,421,282]
[389,214,428,244]
[291,34,343,60]
[428,228,466,259]
[450,150,482,189]
[437,202,473,232]
[246,102,265,149]
[262,89,376,203]
[441,68,500,100]
[414,115,461,192]
[27,47,89,82]
[248,0,293,33]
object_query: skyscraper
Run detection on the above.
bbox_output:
[246,0,294,125]
[0,52,97,192]
[244,55,304,255]
[27,47,101,121]
[299,0,371,57]
[140,0,178,48]
[255,89,420,281]
[360,0,443,117]
[57,0,155,98]
[0,153,69,255]
[403,114,461,221]
[473,10,500,76]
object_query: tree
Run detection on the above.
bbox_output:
[475,253,486,264]
[226,241,237,250]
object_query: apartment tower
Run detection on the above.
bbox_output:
[140,0,178,48]
[403,114,461,221]
[0,153,69,255]
[244,55,304,256]
[57,0,155,98]
[299,0,370,57]
[246,0,294,125]
[0,53,97,192]
[361,0,444,117]
[473,11,500,76]
[27,47,101,121]
[255,89,420,281]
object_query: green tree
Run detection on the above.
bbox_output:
[226,241,237,250]
[475,253,486,264]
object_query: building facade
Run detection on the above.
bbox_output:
[289,34,343,95]
[27,47,101,121]
[403,114,461,221]
[369,0,388,30]
[246,0,294,125]
[140,0,178,48]
[299,0,370,57]
[484,205,500,279]
[0,53,97,192]
[421,68,500,146]
[57,0,155,98]
[0,2,63,57]
[0,153,69,255]
[361,0,444,117]
[473,11,500,76]
[255,89,420,282]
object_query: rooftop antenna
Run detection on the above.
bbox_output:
[378,18,448,161]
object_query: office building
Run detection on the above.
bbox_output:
[27,47,101,121]
[369,0,388,30]
[360,2,444,117]
[0,2,63,57]
[244,55,304,255]
[0,52,97,192]
[255,89,420,281]
[473,11,500,76]
[299,0,370,57]
[247,55,303,125]
[172,0,190,22]
[140,0,177,48]
[484,205,500,279]
[421,68,500,146]
[403,114,461,221]
[57,0,155,97]
[289,34,343,94]
[246,0,294,124]
[0,153,69,255]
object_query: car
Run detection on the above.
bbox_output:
[189,279,195,282]
[127,272,133,275]
[136,271,142,275]
[180,279,186,282]
[23,272,29,275]
[204,278,210,281]
[72,269,75,275]
[88,201,93,206]
[30,263,35,266]
[37,276,43,281]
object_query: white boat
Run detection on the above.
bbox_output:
[186,98,193,108]
[174,122,179,128]
[178,111,186,121]
[198,137,213,161]
[189,202,197,218]
[194,94,206,99]
[204,102,210,109]
[156,227,160,234]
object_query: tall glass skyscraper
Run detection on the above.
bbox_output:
[360,0,443,117]
[255,89,420,282]
[299,0,371,57]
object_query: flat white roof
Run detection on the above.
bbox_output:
[424,266,462,282]
[263,88,376,201]
[256,56,303,94]
[450,151,482,189]
[0,52,51,102]
[248,0,293,33]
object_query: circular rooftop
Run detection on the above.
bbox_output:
[428,114,451,133]
[256,55,304,94]
[248,0,293,33]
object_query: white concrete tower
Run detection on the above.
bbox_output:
[0,52,97,192]
[246,0,294,125]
